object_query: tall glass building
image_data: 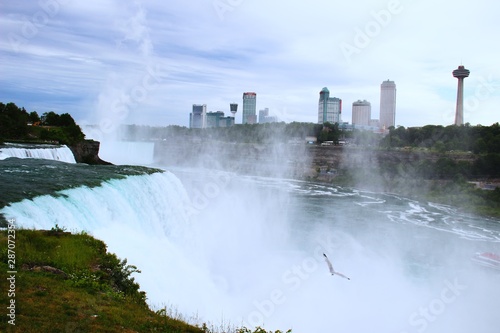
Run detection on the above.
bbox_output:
[380,80,396,129]
[242,92,257,124]
[189,104,206,128]
[318,87,342,124]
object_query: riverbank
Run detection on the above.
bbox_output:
[308,145,500,218]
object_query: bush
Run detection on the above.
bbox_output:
[99,253,146,303]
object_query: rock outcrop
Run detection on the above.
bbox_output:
[69,140,111,165]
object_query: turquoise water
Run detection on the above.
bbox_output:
[0,158,163,208]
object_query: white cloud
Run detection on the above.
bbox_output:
[0,0,498,128]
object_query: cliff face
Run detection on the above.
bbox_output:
[304,146,480,183]
[154,140,311,179]
[69,140,111,165]
[154,141,479,181]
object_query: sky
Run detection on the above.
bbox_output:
[1,0,499,132]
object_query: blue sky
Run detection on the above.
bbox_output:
[1,0,499,132]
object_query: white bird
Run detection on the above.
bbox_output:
[323,253,350,280]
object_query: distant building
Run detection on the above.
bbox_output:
[380,80,396,129]
[189,104,206,129]
[219,116,235,127]
[246,114,257,124]
[318,87,342,124]
[242,92,257,124]
[338,123,354,131]
[352,100,371,126]
[206,111,235,128]
[369,119,380,128]
[206,111,225,128]
[262,115,278,123]
[258,108,278,123]
[230,103,238,119]
[259,108,269,123]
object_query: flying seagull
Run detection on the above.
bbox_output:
[323,253,350,280]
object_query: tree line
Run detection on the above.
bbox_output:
[380,123,500,154]
[118,122,500,153]
[0,102,85,145]
[376,124,500,179]
[118,122,326,143]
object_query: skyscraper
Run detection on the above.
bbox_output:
[352,100,371,126]
[379,80,396,129]
[189,104,206,128]
[206,111,225,128]
[453,65,470,126]
[318,87,342,124]
[242,92,257,124]
[259,108,269,123]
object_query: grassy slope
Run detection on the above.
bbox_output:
[0,229,203,333]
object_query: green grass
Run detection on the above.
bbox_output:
[0,229,203,333]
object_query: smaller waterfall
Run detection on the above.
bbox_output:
[0,144,76,163]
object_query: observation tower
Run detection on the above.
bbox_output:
[452,65,470,125]
[230,103,238,118]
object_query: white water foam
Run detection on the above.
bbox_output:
[0,145,76,163]
[1,172,189,235]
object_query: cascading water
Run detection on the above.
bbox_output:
[1,142,500,332]
[1,171,190,234]
[0,144,76,163]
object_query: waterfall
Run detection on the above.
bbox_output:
[0,144,76,163]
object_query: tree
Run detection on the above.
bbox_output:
[473,138,487,154]
[434,141,446,153]
[28,111,40,123]
[59,113,77,127]
[0,102,29,139]
[41,111,60,126]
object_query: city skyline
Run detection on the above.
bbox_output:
[194,82,390,129]
[1,1,498,130]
